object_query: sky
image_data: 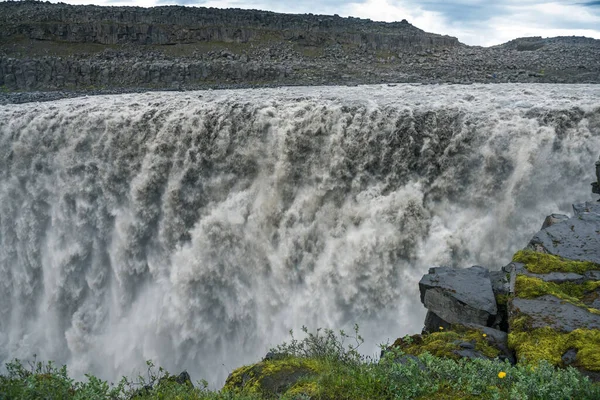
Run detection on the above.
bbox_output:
[53,0,600,46]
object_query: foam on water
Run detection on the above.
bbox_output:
[1,83,599,386]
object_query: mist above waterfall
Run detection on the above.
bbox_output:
[1,84,599,387]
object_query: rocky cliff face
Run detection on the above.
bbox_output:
[0,1,458,50]
[0,1,599,93]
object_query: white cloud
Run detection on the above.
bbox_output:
[479,1,600,45]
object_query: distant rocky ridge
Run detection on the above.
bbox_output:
[0,1,458,50]
[0,1,599,96]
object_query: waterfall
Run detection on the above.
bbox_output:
[1,84,599,386]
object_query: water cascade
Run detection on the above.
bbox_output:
[1,84,599,386]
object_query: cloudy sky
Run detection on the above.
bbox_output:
[55,0,600,46]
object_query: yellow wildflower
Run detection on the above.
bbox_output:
[439,326,444,330]
[483,334,487,337]
[498,371,507,379]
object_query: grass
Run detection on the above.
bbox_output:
[2,327,598,400]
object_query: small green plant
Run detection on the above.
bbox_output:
[0,357,124,399]
[269,324,365,365]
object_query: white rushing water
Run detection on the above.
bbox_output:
[0,83,599,387]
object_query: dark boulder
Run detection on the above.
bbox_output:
[541,213,569,229]
[592,157,600,197]
[528,202,600,264]
[224,358,318,397]
[422,310,452,334]
[419,266,497,328]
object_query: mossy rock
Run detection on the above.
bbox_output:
[515,274,600,313]
[509,249,600,381]
[390,326,502,361]
[513,250,600,274]
[508,327,600,372]
[157,371,193,388]
[223,357,322,398]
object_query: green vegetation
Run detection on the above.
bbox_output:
[0,358,261,400]
[3,327,598,400]
[512,250,600,274]
[508,327,600,372]
[508,250,600,375]
[515,275,600,313]
[391,328,500,360]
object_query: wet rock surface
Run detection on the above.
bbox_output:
[0,1,599,97]
[528,202,600,264]
[419,266,498,328]
[511,295,600,332]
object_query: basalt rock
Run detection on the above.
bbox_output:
[541,213,569,230]
[511,295,600,332]
[528,202,600,264]
[419,265,498,329]
[224,358,319,397]
[0,1,458,51]
[1,2,600,92]
[592,156,600,197]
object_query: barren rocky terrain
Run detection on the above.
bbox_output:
[0,0,599,102]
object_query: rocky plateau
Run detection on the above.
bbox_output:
[0,0,599,103]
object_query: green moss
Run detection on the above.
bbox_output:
[512,250,600,274]
[224,364,260,394]
[509,314,534,332]
[495,294,510,306]
[282,379,319,398]
[223,357,323,397]
[515,275,600,314]
[393,328,500,360]
[508,327,600,371]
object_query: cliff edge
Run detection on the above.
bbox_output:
[1,1,599,94]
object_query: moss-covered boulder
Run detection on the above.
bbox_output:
[223,357,322,398]
[508,250,600,381]
[388,326,505,362]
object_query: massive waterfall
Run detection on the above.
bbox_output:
[1,84,599,386]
